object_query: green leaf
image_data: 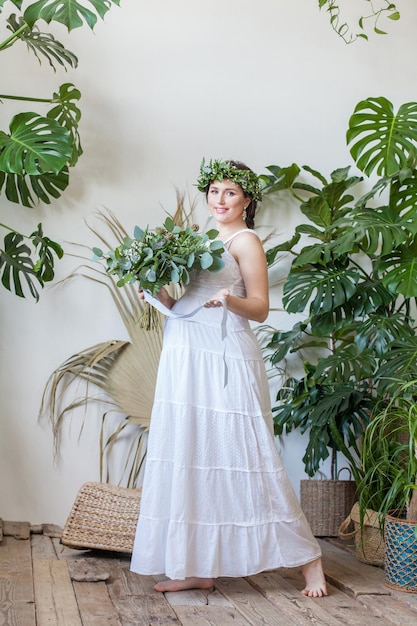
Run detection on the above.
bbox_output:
[200,251,213,270]
[205,228,219,240]
[30,223,64,282]
[347,97,417,176]
[355,313,415,358]
[0,231,40,300]
[379,241,417,298]
[0,112,72,175]
[163,216,175,232]
[266,233,300,265]
[0,166,69,206]
[209,239,224,251]
[0,0,22,12]
[47,83,82,165]
[208,256,225,273]
[260,163,300,194]
[388,11,400,21]
[6,13,78,70]
[24,0,121,32]
[283,264,361,315]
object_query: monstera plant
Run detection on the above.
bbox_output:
[261,96,417,484]
[0,0,120,300]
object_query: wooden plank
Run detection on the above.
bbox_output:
[274,568,395,626]
[0,578,36,626]
[51,537,91,560]
[33,559,82,626]
[73,580,121,625]
[215,576,295,626]
[153,575,232,607]
[173,605,253,625]
[318,538,389,597]
[107,568,180,625]
[248,570,349,626]
[0,535,35,625]
[31,533,57,560]
[319,538,385,583]
[164,589,233,607]
[357,593,417,625]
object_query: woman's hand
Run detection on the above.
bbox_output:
[138,286,177,309]
[204,289,230,308]
[155,286,177,310]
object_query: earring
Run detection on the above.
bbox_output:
[242,208,247,221]
[208,212,213,219]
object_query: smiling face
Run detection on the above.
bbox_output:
[206,179,249,229]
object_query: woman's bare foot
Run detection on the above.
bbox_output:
[154,577,215,592]
[301,557,327,597]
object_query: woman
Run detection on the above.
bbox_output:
[130,159,327,598]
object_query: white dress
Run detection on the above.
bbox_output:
[130,230,321,580]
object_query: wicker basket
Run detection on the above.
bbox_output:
[300,475,357,537]
[61,482,142,553]
[385,512,417,592]
[339,502,385,566]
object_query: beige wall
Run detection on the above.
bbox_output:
[1,0,416,525]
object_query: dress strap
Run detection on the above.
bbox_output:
[223,229,259,246]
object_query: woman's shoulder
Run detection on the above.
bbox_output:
[223,229,260,245]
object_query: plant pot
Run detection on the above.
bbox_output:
[339,502,385,566]
[385,512,417,592]
[300,476,357,537]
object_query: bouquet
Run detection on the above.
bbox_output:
[93,217,225,329]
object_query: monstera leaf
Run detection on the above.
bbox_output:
[0,111,72,175]
[47,83,83,165]
[347,97,417,177]
[0,167,69,207]
[6,13,78,69]
[24,0,121,31]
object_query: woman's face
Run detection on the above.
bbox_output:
[207,179,248,226]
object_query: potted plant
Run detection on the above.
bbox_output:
[358,381,417,590]
[260,95,417,535]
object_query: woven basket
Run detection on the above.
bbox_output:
[61,482,142,553]
[385,512,417,593]
[339,502,385,566]
[300,475,357,537]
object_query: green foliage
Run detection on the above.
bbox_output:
[0,222,63,300]
[0,0,120,299]
[358,384,417,525]
[347,98,417,176]
[94,217,225,295]
[318,1,400,44]
[264,96,417,479]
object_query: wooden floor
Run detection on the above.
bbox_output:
[1,520,417,625]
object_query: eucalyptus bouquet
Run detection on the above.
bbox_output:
[93,217,225,328]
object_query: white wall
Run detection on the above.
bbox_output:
[1,0,416,526]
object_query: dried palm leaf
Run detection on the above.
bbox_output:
[39,197,196,486]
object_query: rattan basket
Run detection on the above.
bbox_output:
[300,474,357,537]
[385,512,417,592]
[339,502,385,566]
[61,482,142,553]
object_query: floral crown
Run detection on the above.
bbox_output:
[196,158,262,202]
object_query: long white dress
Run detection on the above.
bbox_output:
[130,230,321,580]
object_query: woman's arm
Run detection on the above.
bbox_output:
[206,233,269,323]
